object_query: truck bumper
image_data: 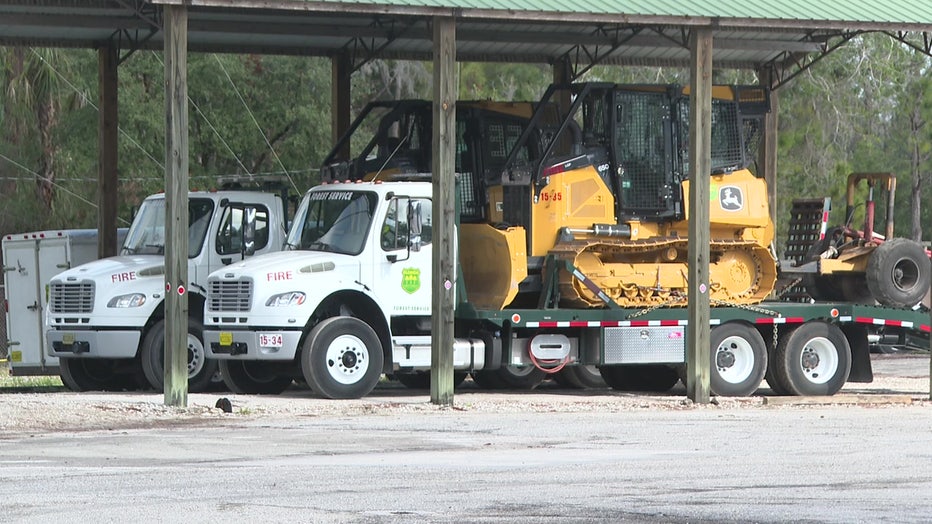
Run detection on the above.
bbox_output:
[203,329,302,360]
[46,329,141,359]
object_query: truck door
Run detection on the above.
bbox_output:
[204,203,273,281]
[374,196,433,317]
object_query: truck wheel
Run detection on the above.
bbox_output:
[867,238,931,308]
[59,357,131,392]
[301,317,384,399]
[219,360,293,395]
[769,321,851,396]
[394,371,468,390]
[140,319,218,393]
[709,323,767,397]
[471,366,546,390]
[599,364,679,392]
[553,365,607,389]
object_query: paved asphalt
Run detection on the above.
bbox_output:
[1,356,931,523]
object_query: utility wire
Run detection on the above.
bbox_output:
[0,153,132,226]
[212,54,299,193]
[30,49,164,170]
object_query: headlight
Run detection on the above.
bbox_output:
[108,293,147,308]
[266,292,306,307]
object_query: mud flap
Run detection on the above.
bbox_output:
[843,324,873,383]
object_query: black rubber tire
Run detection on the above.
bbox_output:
[59,357,134,392]
[219,360,293,395]
[140,318,218,393]
[867,238,931,308]
[802,274,845,302]
[301,317,384,399]
[599,364,680,392]
[394,371,468,390]
[553,365,607,389]
[471,366,546,390]
[764,348,792,396]
[709,323,767,397]
[769,321,851,396]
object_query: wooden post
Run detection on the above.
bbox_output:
[686,27,713,404]
[552,56,572,113]
[758,67,779,226]
[430,16,456,407]
[163,5,189,407]
[331,51,351,162]
[97,44,119,258]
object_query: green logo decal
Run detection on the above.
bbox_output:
[401,267,421,294]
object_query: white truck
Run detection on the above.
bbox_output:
[3,228,125,376]
[45,188,289,392]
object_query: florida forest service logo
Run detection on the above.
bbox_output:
[401,267,421,294]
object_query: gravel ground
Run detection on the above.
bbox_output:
[1,353,929,436]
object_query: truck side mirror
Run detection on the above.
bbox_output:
[242,206,257,257]
[407,200,422,253]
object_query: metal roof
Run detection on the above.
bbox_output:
[1,0,931,83]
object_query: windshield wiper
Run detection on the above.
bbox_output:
[308,241,333,252]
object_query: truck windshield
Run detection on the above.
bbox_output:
[121,198,214,257]
[285,190,377,255]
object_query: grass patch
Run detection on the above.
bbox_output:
[0,361,65,391]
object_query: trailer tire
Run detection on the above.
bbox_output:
[394,371,468,389]
[301,317,384,399]
[599,364,680,392]
[219,360,293,395]
[709,323,767,397]
[867,238,931,308]
[59,357,134,392]
[553,365,607,389]
[140,318,217,393]
[770,321,851,396]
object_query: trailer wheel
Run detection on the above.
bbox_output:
[599,365,680,392]
[301,317,384,399]
[59,357,133,392]
[553,365,607,389]
[394,371,468,390]
[471,366,547,390]
[709,323,767,397]
[770,321,851,396]
[140,318,218,393]
[867,238,931,308]
[219,360,293,395]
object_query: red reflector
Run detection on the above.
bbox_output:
[542,163,566,177]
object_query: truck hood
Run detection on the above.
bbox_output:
[211,250,360,280]
[50,255,165,283]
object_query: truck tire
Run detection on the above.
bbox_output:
[140,318,218,393]
[867,238,931,308]
[769,321,851,396]
[301,317,384,399]
[709,323,767,397]
[394,371,468,390]
[471,366,546,390]
[599,364,679,392]
[553,365,607,389]
[59,357,134,392]
[219,360,293,395]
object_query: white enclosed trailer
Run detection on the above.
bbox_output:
[2,229,124,376]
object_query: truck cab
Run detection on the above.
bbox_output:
[204,181,437,398]
[46,189,288,392]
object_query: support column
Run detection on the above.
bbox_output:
[430,16,456,407]
[331,51,351,162]
[97,44,118,258]
[758,67,779,225]
[163,5,189,407]
[686,27,713,404]
[552,55,572,112]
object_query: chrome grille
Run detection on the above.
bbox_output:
[50,282,95,314]
[208,278,253,312]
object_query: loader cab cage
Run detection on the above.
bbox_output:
[499,82,764,221]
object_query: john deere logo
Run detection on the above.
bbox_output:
[401,267,421,294]
[719,186,744,211]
